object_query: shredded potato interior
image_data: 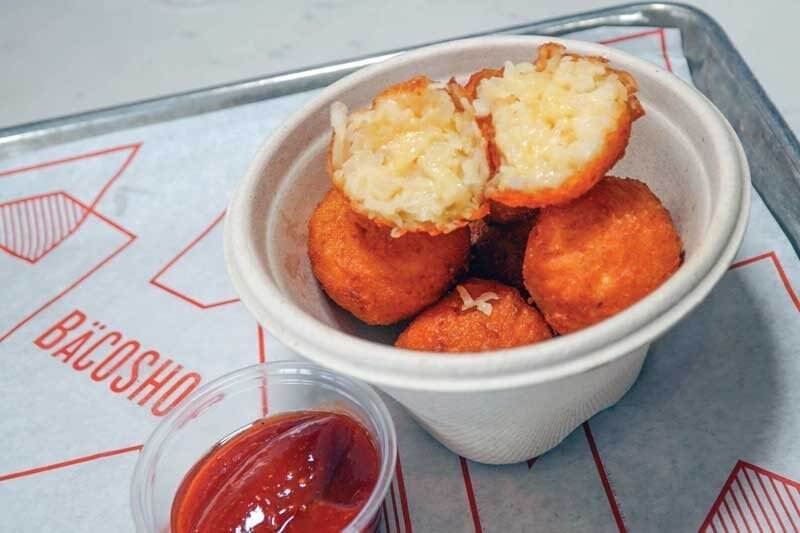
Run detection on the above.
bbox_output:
[330,82,489,233]
[473,49,630,194]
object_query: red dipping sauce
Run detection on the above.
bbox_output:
[171,410,381,533]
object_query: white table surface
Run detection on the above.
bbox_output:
[3,1,798,136]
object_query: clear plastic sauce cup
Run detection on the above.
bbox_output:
[131,361,397,532]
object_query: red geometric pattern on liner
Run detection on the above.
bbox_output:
[378,452,414,533]
[699,460,800,532]
[597,27,673,72]
[459,456,483,533]
[730,251,800,312]
[149,209,239,309]
[0,444,143,483]
[0,192,87,263]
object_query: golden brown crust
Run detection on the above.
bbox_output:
[449,76,501,180]
[462,68,507,181]
[463,67,504,100]
[611,67,645,121]
[533,42,567,70]
[395,278,552,352]
[375,75,433,99]
[476,115,502,179]
[325,133,334,183]
[522,176,683,334]
[446,77,468,111]
[308,189,470,325]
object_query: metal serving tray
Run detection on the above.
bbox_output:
[2,2,798,255]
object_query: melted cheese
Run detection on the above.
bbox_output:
[474,52,630,194]
[330,82,489,233]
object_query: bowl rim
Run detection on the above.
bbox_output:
[225,34,751,392]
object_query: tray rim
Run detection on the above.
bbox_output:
[1,2,798,256]
[0,2,793,155]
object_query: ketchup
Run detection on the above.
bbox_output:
[171,410,381,532]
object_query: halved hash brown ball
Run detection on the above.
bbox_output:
[308,189,470,325]
[523,176,682,334]
[467,43,644,209]
[328,76,491,236]
[395,278,552,353]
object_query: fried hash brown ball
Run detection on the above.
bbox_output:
[395,278,552,353]
[467,43,644,209]
[470,217,535,290]
[328,76,490,236]
[308,189,470,325]
[523,176,682,334]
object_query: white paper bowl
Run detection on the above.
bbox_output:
[225,36,750,464]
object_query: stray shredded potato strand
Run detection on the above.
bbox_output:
[456,285,500,316]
